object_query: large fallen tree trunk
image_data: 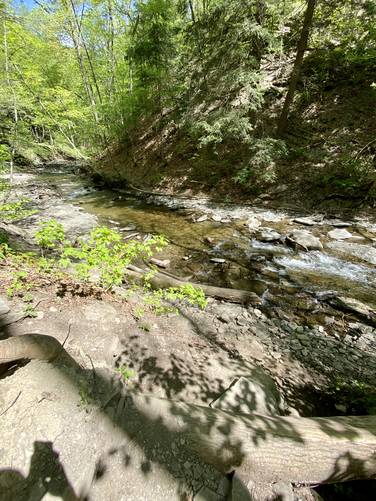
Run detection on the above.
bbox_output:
[122,393,376,486]
[1,334,375,499]
[125,265,261,304]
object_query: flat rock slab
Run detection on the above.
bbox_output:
[293,217,318,226]
[327,296,376,324]
[327,229,353,240]
[196,215,208,223]
[327,241,376,265]
[0,360,223,501]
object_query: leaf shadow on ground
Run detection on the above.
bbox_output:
[0,312,375,501]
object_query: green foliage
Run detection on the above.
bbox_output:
[133,306,145,319]
[77,386,94,409]
[117,366,135,381]
[23,303,38,318]
[6,270,32,298]
[1,0,375,195]
[316,155,375,196]
[329,378,376,415]
[35,219,66,250]
[234,138,288,187]
[194,112,255,149]
[35,219,168,288]
[144,283,207,315]
[0,199,37,222]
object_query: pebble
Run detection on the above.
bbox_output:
[236,317,247,326]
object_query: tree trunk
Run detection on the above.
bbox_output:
[1,334,375,496]
[125,395,376,486]
[277,0,317,136]
[125,265,261,304]
[3,17,18,187]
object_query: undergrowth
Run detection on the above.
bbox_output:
[0,218,208,315]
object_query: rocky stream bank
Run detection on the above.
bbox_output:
[0,166,375,500]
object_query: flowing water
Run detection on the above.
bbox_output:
[38,169,376,315]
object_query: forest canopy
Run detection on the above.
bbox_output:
[1,1,375,193]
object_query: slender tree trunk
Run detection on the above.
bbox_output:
[107,0,117,98]
[13,64,83,157]
[67,0,103,105]
[277,0,317,136]
[3,18,18,187]
[61,0,107,146]
[188,0,196,23]
[254,1,266,66]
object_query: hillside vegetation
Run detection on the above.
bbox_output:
[1,1,376,205]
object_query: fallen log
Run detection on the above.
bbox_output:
[125,265,261,304]
[0,333,63,363]
[124,393,376,486]
[1,334,375,496]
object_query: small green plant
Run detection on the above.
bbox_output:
[143,283,207,315]
[22,291,34,303]
[35,220,66,251]
[77,386,94,409]
[0,199,37,222]
[7,270,32,298]
[133,306,145,319]
[23,303,38,318]
[117,365,135,381]
[0,232,11,260]
[36,256,56,273]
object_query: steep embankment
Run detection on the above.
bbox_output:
[94,56,376,208]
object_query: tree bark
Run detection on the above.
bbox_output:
[125,265,261,304]
[117,394,376,486]
[277,0,317,136]
[1,334,375,492]
[0,334,63,363]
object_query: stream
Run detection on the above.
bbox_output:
[38,167,376,322]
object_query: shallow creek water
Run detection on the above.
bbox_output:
[39,169,376,316]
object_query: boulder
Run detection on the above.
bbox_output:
[257,228,281,242]
[0,298,10,316]
[287,229,323,250]
[247,216,262,232]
